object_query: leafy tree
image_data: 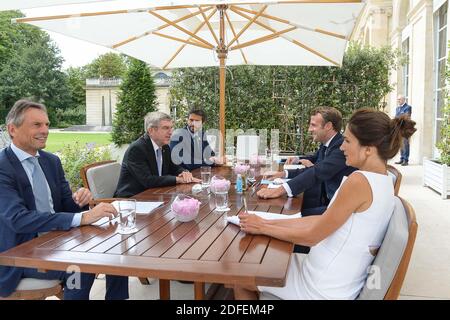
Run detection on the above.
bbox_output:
[437,101,450,165]
[0,10,71,125]
[437,51,450,165]
[0,11,44,72]
[112,58,157,145]
[84,52,127,79]
[0,35,70,125]
[66,66,86,108]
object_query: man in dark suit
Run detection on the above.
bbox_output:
[394,95,412,166]
[257,107,356,214]
[115,111,201,198]
[0,99,128,299]
[169,108,222,171]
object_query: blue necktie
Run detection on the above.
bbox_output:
[318,145,327,162]
[318,145,328,203]
[193,135,202,164]
[156,148,162,176]
[28,157,53,213]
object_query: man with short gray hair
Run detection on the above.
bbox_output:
[0,99,128,299]
[115,111,200,198]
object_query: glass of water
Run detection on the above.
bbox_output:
[226,146,235,166]
[210,175,231,212]
[117,199,138,235]
[214,191,229,212]
[247,168,256,183]
[201,166,211,188]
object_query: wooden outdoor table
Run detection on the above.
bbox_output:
[0,166,302,300]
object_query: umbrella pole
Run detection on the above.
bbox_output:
[217,5,227,160]
[219,57,226,160]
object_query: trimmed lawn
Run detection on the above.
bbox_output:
[45,132,112,153]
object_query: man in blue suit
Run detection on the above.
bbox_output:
[395,95,412,166]
[257,107,356,214]
[0,99,128,299]
[170,108,222,171]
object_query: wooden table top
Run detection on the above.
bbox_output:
[0,166,302,295]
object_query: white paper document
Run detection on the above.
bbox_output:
[283,164,305,170]
[136,201,164,214]
[93,201,164,226]
[226,211,302,226]
[110,200,164,214]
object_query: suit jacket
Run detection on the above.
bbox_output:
[169,126,215,171]
[0,147,81,297]
[115,134,185,198]
[395,103,412,118]
[286,133,356,205]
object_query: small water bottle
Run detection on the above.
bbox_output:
[236,174,243,194]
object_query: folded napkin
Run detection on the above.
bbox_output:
[226,211,302,226]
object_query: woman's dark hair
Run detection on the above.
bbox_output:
[347,108,417,160]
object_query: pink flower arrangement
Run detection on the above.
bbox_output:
[250,155,266,166]
[258,155,267,165]
[171,195,201,222]
[210,175,231,193]
[249,155,259,165]
[234,164,250,174]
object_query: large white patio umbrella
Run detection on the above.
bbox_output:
[0,1,115,11]
[13,0,365,156]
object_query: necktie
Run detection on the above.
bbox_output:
[318,145,328,204]
[156,148,162,176]
[318,145,327,162]
[194,135,202,164]
[28,157,53,213]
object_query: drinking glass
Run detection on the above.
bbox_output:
[214,191,229,212]
[247,168,256,183]
[226,146,236,166]
[117,199,138,235]
[210,175,231,212]
[201,166,211,188]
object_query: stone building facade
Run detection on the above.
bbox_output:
[85,70,171,127]
[353,0,447,163]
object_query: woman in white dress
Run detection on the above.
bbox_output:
[235,108,416,300]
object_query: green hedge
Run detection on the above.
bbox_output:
[169,43,399,154]
[0,109,8,124]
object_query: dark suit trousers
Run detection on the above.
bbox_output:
[23,268,129,300]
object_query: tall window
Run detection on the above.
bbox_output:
[402,38,410,100]
[434,2,448,156]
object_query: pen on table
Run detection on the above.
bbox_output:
[243,198,248,215]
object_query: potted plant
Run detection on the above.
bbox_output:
[423,81,450,199]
